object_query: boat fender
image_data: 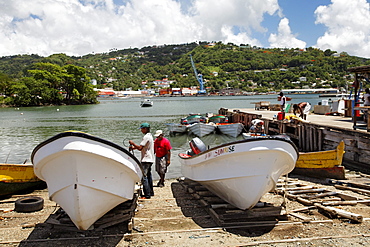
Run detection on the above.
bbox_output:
[189,137,207,154]
[15,196,44,213]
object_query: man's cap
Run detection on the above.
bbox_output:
[139,122,150,129]
[154,130,163,137]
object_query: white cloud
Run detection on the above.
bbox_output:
[314,0,370,58]
[0,0,280,57]
[268,18,306,49]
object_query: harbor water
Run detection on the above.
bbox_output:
[0,94,325,180]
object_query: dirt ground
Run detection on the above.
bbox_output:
[1,171,370,247]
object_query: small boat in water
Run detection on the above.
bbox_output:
[0,162,45,196]
[140,99,153,107]
[180,113,207,125]
[31,131,143,230]
[179,136,298,210]
[187,122,216,137]
[216,123,244,137]
[208,115,244,137]
[165,123,188,135]
[293,141,345,179]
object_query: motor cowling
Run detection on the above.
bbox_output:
[189,137,207,155]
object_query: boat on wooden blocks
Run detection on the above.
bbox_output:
[293,141,346,179]
[179,136,298,210]
[31,131,143,230]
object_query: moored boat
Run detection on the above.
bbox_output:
[31,131,143,230]
[216,123,244,137]
[181,113,207,125]
[293,141,345,179]
[0,163,46,196]
[165,123,188,134]
[179,136,298,210]
[187,122,216,137]
[140,99,153,107]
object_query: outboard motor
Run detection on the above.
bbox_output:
[189,137,207,155]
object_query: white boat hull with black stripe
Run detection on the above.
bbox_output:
[31,131,142,230]
[179,136,298,210]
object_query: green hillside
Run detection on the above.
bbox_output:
[1,41,369,106]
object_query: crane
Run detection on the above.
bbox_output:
[189,54,206,95]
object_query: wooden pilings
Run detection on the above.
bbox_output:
[297,125,323,152]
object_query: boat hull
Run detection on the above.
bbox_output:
[140,99,153,107]
[0,163,46,196]
[31,132,143,230]
[217,123,244,137]
[179,137,298,210]
[293,141,345,179]
[188,123,216,137]
[165,123,188,134]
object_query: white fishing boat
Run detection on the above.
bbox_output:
[31,131,143,230]
[140,99,153,107]
[179,136,298,210]
[187,122,216,137]
[165,123,188,134]
[216,123,244,137]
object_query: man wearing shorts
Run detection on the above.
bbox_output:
[293,102,311,120]
[154,130,172,187]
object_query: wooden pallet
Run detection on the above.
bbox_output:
[45,193,139,231]
[277,178,369,223]
[178,178,285,226]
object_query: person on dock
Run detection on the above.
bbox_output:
[154,130,172,187]
[293,102,311,120]
[249,119,264,133]
[279,92,286,112]
[129,122,155,199]
[363,88,370,106]
[362,88,370,122]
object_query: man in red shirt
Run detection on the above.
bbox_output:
[154,130,172,187]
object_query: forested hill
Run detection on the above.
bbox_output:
[1,41,370,94]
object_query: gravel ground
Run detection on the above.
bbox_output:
[1,172,370,247]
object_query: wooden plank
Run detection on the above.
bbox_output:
[314,203,363,223]
[301,191,337,199]
[289,188,327,195]
[289,212,311,222]
[220,207,282,220]
[334,184,370,195]
[322,200,370,206]
[336,192,359,201]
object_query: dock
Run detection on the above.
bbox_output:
[219,107,370,173]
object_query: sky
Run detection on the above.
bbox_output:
[1,0,370,58]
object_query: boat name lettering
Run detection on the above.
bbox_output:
[205,145,235,159]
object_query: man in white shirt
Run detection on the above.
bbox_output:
[249,119,264,133]
[129,123,155,199]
